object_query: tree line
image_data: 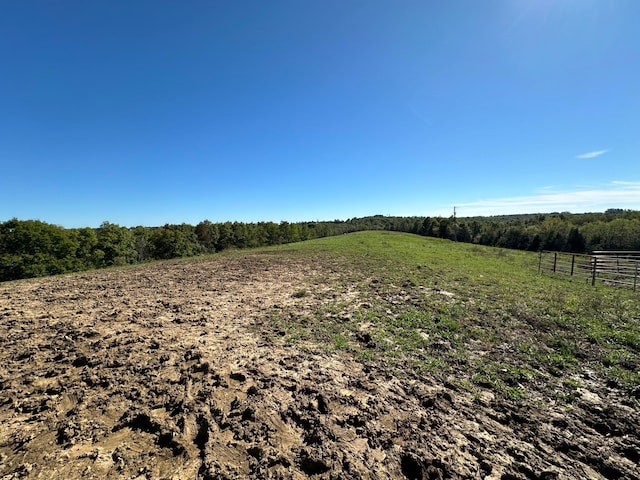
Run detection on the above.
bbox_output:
[0,219,337,282]
[1,209,639,281]
[322,209,640,253]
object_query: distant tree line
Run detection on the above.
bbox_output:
[0,219,335,281]
[356,209,640,253]
[1,209,639,281]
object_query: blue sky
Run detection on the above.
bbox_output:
[1,1,639,228]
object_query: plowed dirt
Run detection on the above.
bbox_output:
[1,254,638,479]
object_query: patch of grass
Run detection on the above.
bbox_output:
[292,289,308,298]
[457,379,476,393]
[256,231,640,404]
[331,333,350,350]
[563,377,583,390]
[506,387,528,401]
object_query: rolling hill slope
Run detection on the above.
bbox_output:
[1,232,638,479]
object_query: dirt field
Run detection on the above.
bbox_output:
[0,254,638,479]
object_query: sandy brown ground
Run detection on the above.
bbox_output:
[0,255,638,479]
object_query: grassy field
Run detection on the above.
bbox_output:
[260,231,640,407]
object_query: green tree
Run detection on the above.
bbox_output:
[232,222,249,248]
[195,220,220,252]
[0,219,80,280]
[565,227,586,253]
[96,222,136,267]
[151,224,205,259]
[280,221,301,244]
[217,222,234,251]
[69,227,100,268]
[457,222,472,243]
[132,226,153,262]
[264,222,282,245]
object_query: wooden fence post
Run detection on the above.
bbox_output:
[553,252,557,273]
[634,262,638,292]
[591,256,597,286]
[538,251,543,273]
[571,255,575,276]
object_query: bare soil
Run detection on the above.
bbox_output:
[0,254,638,479]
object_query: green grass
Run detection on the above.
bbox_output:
[257,231,640,406]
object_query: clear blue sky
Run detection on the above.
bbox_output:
[2,1,639,228]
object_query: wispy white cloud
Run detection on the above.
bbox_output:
[452,182,640,217]
[612,181,640,188]
[576,149,608,159]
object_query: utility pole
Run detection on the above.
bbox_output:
[453,206,457,242]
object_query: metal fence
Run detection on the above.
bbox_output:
[538,250,640,291]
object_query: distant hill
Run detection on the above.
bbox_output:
[2,209,639,281]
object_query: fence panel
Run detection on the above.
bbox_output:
[539,250,640,291]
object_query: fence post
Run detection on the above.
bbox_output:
[538,251,543,273]
[553,252,557,273]
[634,261,638,292]
[571,255,575,276]
[591,256,597,286]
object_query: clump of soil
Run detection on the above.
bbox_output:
[0,255,638,479]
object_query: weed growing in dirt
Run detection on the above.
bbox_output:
[292,289,308,298]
